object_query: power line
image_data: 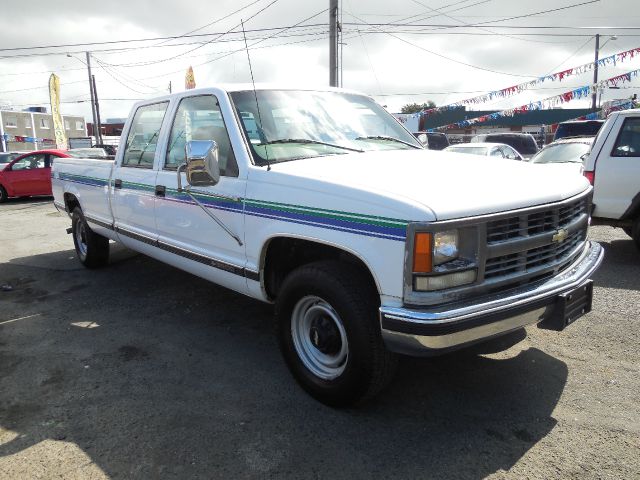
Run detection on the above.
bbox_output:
[153,0,267,48]
[0,29,333,92]
[93,59,162,95]
[343,23,640,30]
[100,0,282,68]
[390,0,491,26]
[405,0,579,45]
[136,8,330,82]
[0,22,324,56]
[0,79,86,95]
[0,10,634,58]
[471,0,601,26]
[342,10,536,77]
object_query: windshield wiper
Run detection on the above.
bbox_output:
[355,135,421,149]
[258,138,364,153]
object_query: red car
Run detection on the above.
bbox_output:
[0,149,71,202]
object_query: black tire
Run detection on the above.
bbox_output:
[622,226,633,238]
[632,218,640,252]
[71,207,109,268]
[0,185,7,203]
[275,260,397,407]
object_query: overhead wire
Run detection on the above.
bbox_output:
[152,0,267,48]
[136,7,330,82]
[342,9,537,77]
[99,0,282,68]
[405,0,583,45]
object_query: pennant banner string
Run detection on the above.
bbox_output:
[417,46,640,118]
[431,68,640,130]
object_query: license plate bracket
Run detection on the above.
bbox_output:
[538,280,594,331]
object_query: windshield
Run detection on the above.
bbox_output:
[531,142,591,164]
[445,146,488,156]
[230,90,422,165]
[486,135,538,155]
[555,121,603,140]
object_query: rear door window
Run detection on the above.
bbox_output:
[122,102,169,168]
[611,117,640,157]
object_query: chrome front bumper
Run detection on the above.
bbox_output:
[380,241,604,356]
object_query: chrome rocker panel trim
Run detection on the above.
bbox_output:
[380,241,603,356]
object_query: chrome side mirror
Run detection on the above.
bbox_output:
[178,140,220,190]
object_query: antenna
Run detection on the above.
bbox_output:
[241,19,270,170]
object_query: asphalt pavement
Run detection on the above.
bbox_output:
[0,198,638,479]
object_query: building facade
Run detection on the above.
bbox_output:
[0,109,87,152]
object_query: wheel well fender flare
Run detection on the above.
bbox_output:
[257,233,383,299]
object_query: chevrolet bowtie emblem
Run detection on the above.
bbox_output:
[552,228,569,243]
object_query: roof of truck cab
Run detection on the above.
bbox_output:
[131,85,370,107]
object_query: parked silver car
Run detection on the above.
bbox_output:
[470,133,539,159]
[443,142,524,160]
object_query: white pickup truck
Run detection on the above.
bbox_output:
[52,85,603,406]
[583,108,640,250]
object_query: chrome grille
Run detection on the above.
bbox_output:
[485,230,585,279]
[484,194,590,285]
[487,196,588,243]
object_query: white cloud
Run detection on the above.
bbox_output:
[0,0,638,121]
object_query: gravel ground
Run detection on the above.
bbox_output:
[0,199,638,479]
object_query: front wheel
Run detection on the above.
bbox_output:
[0,185,7,203]
[71,207,110,268]
[275,261,397,407]
[632,218,640,252]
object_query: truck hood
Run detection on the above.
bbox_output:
[268,149,590,221]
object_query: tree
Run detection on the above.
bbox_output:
[400,101,436,114]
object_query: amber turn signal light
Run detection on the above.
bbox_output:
[413,232,432,273]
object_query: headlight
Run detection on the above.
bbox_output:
[411,228,477,292]
[433,230,459,265]
[412,230,460,273]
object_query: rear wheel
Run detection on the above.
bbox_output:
[0,185,7,203]
[71,207,109,268]
[275,261,397,407]
[632,218,640,251]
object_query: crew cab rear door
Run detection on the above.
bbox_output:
[592,112,640,219]
[111,101,169,248]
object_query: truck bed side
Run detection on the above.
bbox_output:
[52,157,115,230]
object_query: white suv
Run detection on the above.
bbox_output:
[584,109,640,249]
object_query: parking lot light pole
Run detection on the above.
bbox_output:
[591,34,600,110]
[592,35,617,110]
[67,53,99,145]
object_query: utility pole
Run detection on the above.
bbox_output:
[592,33,600,110]
[92,75,103,145]
[329,0,338,87]
[85,52,99,145]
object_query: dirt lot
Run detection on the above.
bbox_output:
[0,199,638,479]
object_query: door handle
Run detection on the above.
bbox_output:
[155,185,166,197]
[114,178,122,189]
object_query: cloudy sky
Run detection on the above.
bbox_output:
[0,0,639,123]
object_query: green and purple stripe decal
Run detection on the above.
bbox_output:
[59,174,409,241]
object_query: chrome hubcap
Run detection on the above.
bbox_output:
[75,219,88,258]
[291,295,348,380]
